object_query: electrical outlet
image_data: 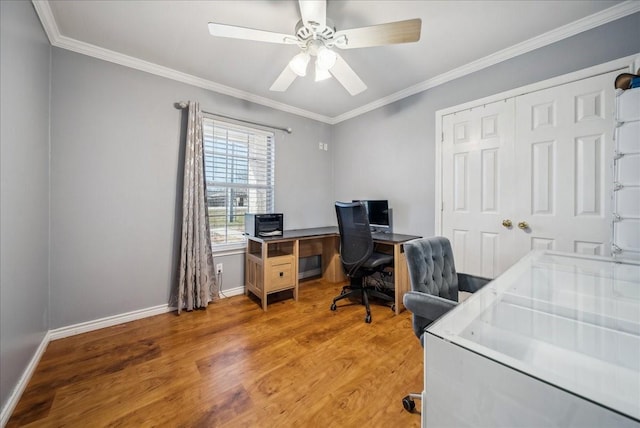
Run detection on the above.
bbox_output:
[216,263,223,274]
[323,143,328,151]
[318,141,324,150]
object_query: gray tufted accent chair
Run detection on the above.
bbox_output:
[403,236,491,344]
[401,236,491,412]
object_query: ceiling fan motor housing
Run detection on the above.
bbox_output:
[295,18,338,49]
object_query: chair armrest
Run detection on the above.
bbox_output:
[458,273,491,293]
[403,291,457,324]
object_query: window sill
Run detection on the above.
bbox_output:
[212,242,246,256]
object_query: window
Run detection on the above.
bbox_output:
[203,117,275,247]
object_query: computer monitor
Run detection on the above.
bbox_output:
[354,200,391,232]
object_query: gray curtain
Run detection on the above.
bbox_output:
[177,101,218,313]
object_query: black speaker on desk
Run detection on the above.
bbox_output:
[244,213,283,237]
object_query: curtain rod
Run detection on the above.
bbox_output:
[176,102,292,134]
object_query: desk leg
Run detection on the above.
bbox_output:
[245,245,250,297]
[293,240,299,301]
[393,243,409,315]
[322,236,346,283]
[261,242,268,312]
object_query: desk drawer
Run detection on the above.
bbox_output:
[267,257,294,292]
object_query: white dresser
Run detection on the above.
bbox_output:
[614,86,640,261]
[423,251,640,427]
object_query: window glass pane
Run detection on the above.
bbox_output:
[203,117,275,247]
[207,187,248,245]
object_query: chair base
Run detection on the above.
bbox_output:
[402,393,421,413]
[330,277,394,323]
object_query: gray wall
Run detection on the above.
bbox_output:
[49,48,333,328]
[333,13,640,238]
[0,0,51,414]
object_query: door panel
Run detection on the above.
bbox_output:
[442,99,516,277]
[514,71,616,257]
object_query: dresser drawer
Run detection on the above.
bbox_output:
[267,258,294,292]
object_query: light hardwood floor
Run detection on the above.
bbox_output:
[8,279,423,427]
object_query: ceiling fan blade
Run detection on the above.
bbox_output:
[208,22,295,44]
[334,18,421,49]
[329,53,366,96]
[270,65,298,92]
[299,0,326,28]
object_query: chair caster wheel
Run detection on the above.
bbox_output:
[402,395,416,412]
[330,303,337,311]
[365,314,372,323]
[391,304,396,312]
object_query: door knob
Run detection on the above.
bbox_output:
[502,219,512,228]
[518,221,529,230]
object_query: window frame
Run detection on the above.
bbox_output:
[202,116,276,251]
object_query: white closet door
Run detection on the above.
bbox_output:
[513,71,616,256]
[441,99,516,278]
[441,71,617,278]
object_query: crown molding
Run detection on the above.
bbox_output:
[57,34,334,123]
[32,0,59,43]
[33,0,639,125]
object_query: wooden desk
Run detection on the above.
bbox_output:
[245,227,420,313]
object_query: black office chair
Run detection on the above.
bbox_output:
[330,201,395,323]
[401,236,490,412]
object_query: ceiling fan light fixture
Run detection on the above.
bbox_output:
[289,52,310,76]
[315,62,332,81]
[316,46,337,70]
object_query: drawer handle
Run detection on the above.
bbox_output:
[279,272,284,277]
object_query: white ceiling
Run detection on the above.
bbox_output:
[35,0,636,123]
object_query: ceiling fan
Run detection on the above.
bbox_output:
[208,0,421,96]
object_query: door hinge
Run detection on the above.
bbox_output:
[613,182,623,191]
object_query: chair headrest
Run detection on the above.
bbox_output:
[404,236,458,301]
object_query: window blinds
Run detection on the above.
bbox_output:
[202,117,275,245]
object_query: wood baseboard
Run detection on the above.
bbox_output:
[49,304,172,341]
[0,331,50,428]
[219,286,245,298]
